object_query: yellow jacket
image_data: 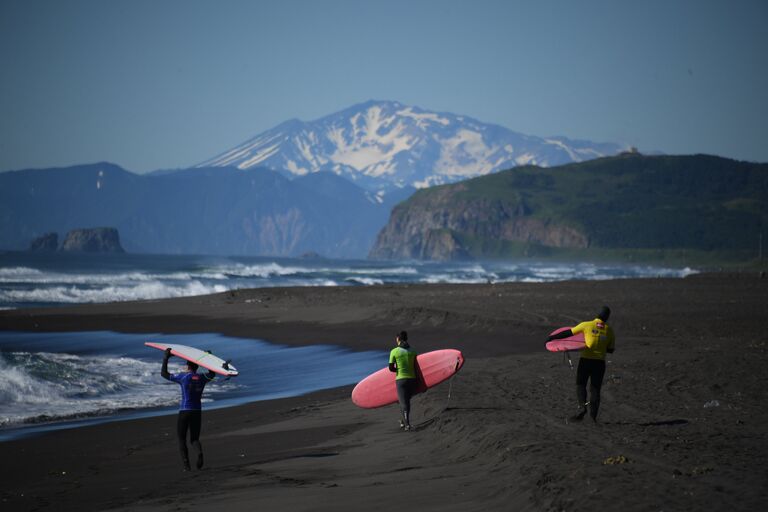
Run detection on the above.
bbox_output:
[572,318,615,360]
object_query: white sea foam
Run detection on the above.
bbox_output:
[0,280,228,304]
[345,277,384,286]
[0,330,388,434]
[217,262,309,278]
[419,274,492,285]
[0,352,169,426]
[218,263,418,279]
[0,269,231,285]
[0,257,699,309]
[0,351,239,427]
[336,266,419,276]
[0,267,44,277]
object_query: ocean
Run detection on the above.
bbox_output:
[0,252,696,439]
[0,330,385,440]
[0,252,696,310]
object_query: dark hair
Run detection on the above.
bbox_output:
[397,331,408,342]
[598,306,611,322]
[187,361,199,372]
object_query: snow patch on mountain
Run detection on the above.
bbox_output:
[198,100,630,191]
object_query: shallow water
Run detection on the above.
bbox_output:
[0,330,386,440]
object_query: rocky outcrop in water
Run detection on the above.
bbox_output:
[60,227,125,253]
[29,233,59,252]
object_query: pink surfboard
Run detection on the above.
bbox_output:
[351,349,465,409]
[545,327,586,353]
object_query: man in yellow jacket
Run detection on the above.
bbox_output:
[548,306,615,422]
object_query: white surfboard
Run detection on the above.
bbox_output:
[145,342,239,377]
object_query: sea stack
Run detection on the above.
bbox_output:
[60,227,125,253]
[29,232,59,252]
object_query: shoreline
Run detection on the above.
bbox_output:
[1,273,767,511]
[0,274,740,354]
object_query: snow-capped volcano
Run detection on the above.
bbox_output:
[198,100,629,191]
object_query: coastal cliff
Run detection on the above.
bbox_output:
[369,154,768,261]
[370,187,587,260]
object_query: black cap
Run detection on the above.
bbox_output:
[598,306,611,322]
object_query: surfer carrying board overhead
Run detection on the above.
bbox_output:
[547,306,615,423]
[389,331,417,431]
[161,348,217,471]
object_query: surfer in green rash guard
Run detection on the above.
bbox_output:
[161,348,217,471]
[389,331,417,431]
[547,306,615,423]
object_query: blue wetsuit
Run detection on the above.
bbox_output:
[166,371,213,410]
[162,356,215,470]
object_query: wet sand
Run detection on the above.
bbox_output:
[1,273,767,511]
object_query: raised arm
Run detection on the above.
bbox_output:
[161,348,172,380]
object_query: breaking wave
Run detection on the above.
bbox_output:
[0,351,208,428]
[0,281,229,305]
[0,254,697,308]
[0,330,385,437]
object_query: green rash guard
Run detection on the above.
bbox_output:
[389,346,417,380]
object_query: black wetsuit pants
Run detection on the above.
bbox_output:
[396,378,416,417]
[576,358,606,420]
[177,410,202,465]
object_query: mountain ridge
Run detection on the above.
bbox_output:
[197,100,630,192]
[0,163,396,258]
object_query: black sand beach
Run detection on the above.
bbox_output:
[1,273,767,511]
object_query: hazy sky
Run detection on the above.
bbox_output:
[1,0,766,173]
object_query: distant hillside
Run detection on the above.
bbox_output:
[0,163,400,258]
[369,154,768,262]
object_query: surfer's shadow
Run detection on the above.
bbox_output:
[443,406,502,412]
[606,419,689,427]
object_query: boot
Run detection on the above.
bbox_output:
[569,407,587,422]
[192,440,204,469]
[589,399,600,423]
